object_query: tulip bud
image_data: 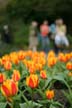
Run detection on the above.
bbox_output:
[46,90,54,100]
[66,62,72,70]
[12,70,20,82]
[40,70,47,79]
[1,79,18,98]
[4,61,12,70]
[26,74,38,88]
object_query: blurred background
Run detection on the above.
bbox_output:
[0,0,72,55]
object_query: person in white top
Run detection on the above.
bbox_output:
[55,19,69,50]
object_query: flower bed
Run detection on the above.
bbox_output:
[0,50,72,108]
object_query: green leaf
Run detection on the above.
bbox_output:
[49,104,56,108]
[53,74,64,81]
[0,102,7,108]
[43,78,52,90]
[13,101,20,108]
[52,101,63,107]
[63,90,72,106]
[32,101,43,107]
[20,103,29,108]
[53,74,69,88]
[20,101,42,108]
[38,100,50,104]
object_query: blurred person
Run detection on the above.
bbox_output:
[29,21,38,51]
[50,23,56,40]
[2,25,12,44]
[54,19,69,53]
[40,20,50,53]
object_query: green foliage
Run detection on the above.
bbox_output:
[11,20,29,45]
[0,102,7,108]
[63,90,72,108]
[0,20,29,56]
[6,0,72,22]
[20,101,42,108]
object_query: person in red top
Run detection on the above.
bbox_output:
[40,20,50,52]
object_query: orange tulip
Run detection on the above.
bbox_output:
[40,70,47,79]
[65,53,71,61]
[40,58,46,66]
[29,66,36,74]
[47,51,55,60]
[4,61,12,70]
[66,62,72,70]
[70,52,72,58]
[0,73,6,83]
[32,52,39,58]
[26,61,33,69]
[12,70,20,82]
[48,57,57,67]
[46,90,54,100]
[1,79,18,98]
[26,74,39,88]
[58,53,67,62]
[40,52,46,58]
[37,63,43,71]
[18,51,26,60]
[12,57,19,65]
[1,55,10,65]
[58,53,71,62]
[27,50,33,57]
[10,52,19,65]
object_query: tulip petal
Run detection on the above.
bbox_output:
[1,85,11,97]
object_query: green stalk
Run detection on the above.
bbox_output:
[7,101,13,108]
[19,90,29,105]
[31,89,34,108]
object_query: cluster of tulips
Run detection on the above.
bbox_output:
[0,50,72,108]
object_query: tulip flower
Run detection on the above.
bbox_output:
[47,51,55,60]
[48,57,57,67]
[1,55,10,65]
[40,58,46,66]
[18,51,26,60]
[66,62,72,70]
[27,50,33,57]
[10,52,19,65]
[37,63,43,71]
[4,61,12,70]
[40,70,47,79]
[65,53,71,61]
[12,70,20,82]
[46,90,54,100]
[26,74,39,88]
[29,66,36,74]
[58,53,65,62]
[1,79,18,98]
[70,52,72,58]
[0,73,6,83]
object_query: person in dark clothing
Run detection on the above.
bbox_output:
[2,25,12,44]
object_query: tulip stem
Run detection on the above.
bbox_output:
[31,89,34,108]
[19,90,29,105]
[31,90,33,101]
[7,101,13,108]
